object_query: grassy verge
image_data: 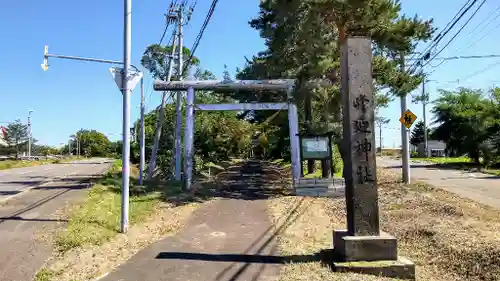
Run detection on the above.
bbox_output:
[412,156,500,176]
[268,168,500,281]
[0,156,84,170]
[34,160,203,281]
[411,156,471,164]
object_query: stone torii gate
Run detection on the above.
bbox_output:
[153,79,302,190]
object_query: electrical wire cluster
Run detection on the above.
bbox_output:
[181,0,219,77]
[145,0,219,109]
[408,0,487,75]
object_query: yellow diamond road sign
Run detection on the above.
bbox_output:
[399,109,417,129]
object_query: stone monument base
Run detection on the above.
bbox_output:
[331,229,415,280]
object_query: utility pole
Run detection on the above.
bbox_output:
[422,79,429,157]
[174,4,184,181]
[139,78,145,185]
[147,6,179,181]
[120,0,132,234]
[28,110,34,157]
[399,52,410,184]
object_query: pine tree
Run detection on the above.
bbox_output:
[410,121,429,146]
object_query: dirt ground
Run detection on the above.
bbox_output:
[268,168,500,281]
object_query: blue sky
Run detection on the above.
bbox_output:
[1,0,499,148]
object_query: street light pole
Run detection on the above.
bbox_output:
[120,0,132,234]
[41,48,146,186]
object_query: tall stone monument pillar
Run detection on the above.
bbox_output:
[332,36,415,279]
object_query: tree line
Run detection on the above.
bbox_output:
[0,121,120,158]
[411,87,500,167]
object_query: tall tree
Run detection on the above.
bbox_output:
[70,129,112,157]
[5,119,28,156]
[141,44,200,79]
[237,0,435,163]
[410,121,430,146]
[431,88,495,164]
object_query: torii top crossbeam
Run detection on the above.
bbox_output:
[153,79,296,92]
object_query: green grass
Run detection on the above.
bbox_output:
[34,268,55,281]
[53,159,180,253]
[0,156,84,171]
[412,156,500,176]
[412,156,471,164]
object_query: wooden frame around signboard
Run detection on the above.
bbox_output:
[297,132,335,177]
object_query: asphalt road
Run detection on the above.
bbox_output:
[377,157,500,209]
[0,158,112,281]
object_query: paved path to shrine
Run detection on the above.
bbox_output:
[100,160,294,281]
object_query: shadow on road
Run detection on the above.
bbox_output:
[0,190,22,196]
[0,216,68,223]
[102,160,294,208]
[0,188,72,225]
[155,251,323,264]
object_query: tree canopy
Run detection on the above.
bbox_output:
[4,119,29,156]
[235,0,435,160]
[410,121,430,147]
[431,87,500,165]
[62,129,112,157]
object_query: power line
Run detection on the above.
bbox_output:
[459,5,500,48]
[464,9,500,50]
[181,0,219,76]
[426,5,499,73]
[458,59,500,81]
[406,0,474,66]
[145,1,179,110]
[409,0,480,73]
[417,0,486,73]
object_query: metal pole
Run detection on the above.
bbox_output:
[184,86,195,190]
[139,77,145,185]
[399,52,410,184]
[46,53,146,71]
[120,0,132,234]
[422,80,428,158]
[147,31,178,180]
[379,123,383,156]
[27,113,32,157]
[174,6,184,181]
